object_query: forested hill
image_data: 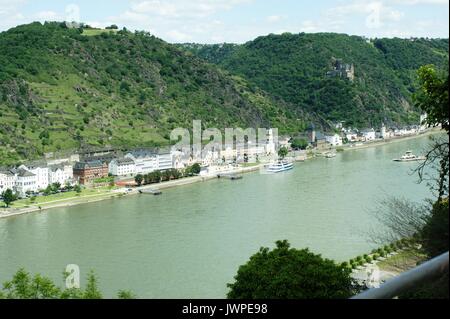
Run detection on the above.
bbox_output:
[0,22,308,166]
[179,33,449,127]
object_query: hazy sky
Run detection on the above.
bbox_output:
[0,0,448,43]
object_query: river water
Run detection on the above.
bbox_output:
[0,135,437,298]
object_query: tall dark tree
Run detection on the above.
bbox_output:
[134,174,144,186]
[414,65,449,200]
[1,189,16,207]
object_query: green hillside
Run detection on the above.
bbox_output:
[0,22,308,166]
[180,33,448,128]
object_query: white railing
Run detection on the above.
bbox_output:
[351,252,449,299]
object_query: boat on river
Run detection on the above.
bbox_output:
[217,174,243,180]
[266,160,294,173]
[393,151,426,162]
[325,152,337,159]
[139,189,162,195]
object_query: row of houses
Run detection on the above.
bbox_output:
[1,134,279,197]
[0,163,74,197]
[304,122,427,150]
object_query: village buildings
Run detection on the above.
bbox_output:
[73,161,109,185]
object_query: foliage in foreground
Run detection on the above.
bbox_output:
[421,198,449,258]
[227,240,360,299]
[0,268,135,299]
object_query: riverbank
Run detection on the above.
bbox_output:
[0,163,265,219]
[0,130,442,219]
[341,129,440,152]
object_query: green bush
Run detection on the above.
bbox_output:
[365,256,373,263]
[401,238,410,247]
[227,240,359,299]
[421,199,449,258]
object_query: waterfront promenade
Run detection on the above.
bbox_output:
[0,130,441,219]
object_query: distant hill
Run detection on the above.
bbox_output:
[179,33,449,128]
[0,22,309,166]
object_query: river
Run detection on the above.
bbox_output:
[0,135,437,298]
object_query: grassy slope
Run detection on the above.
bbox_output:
[0,22,308,166]
[180,34,449,128]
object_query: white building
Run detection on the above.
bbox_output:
[109,158,136,177]
[125,150,174,174]
[48,164,74,186]
[125,151,158,174]
[14,168,38,197]
[265,129,277,155]
[420,114,428,132]
[0,171,16,192]
[361,129,376,141]
[157,153,173,171]
[381,124,387,139]
[20,164,49,191]
[345,132,358,142]
[325,134,343,147]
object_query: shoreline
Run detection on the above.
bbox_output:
[0,129,443,220]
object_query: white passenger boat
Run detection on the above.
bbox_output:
[393,151,426,162]
[266,160,294,173]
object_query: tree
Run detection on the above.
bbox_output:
[162,170,172,182]
[74,184,82,194]
[421,198,449,258]
[291,138,308,150]
[1,189,17,207]
[117,290,136,299]
[278,147,288,159]
[170,169,181,180]
[190,163,201,175]
[43,185,53,196]
[369,197,428,244]
[51,182,61,192]
[0,268,135,299]
[415,65,449,133]
[414,65,449,200]
[135,174,144,186]
[227,240,359,299]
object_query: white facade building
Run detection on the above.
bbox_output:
[20,164,49,191]
[109,158,136,176]
[14,168,38,197]
[157,153,173,171]
[0,171,16,192]
[265,129,277,155]
[325,134,343,147]
[125,150,174,174]
[361,129,376,141]
[125,151,158,174]
[48,164,74,186]
[345,132,358,142]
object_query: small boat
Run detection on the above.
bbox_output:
[139,189,162,195]
[393,151,426,162]
[266,160,294,173]
[325,152,337,159]
[217,174,243,180]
